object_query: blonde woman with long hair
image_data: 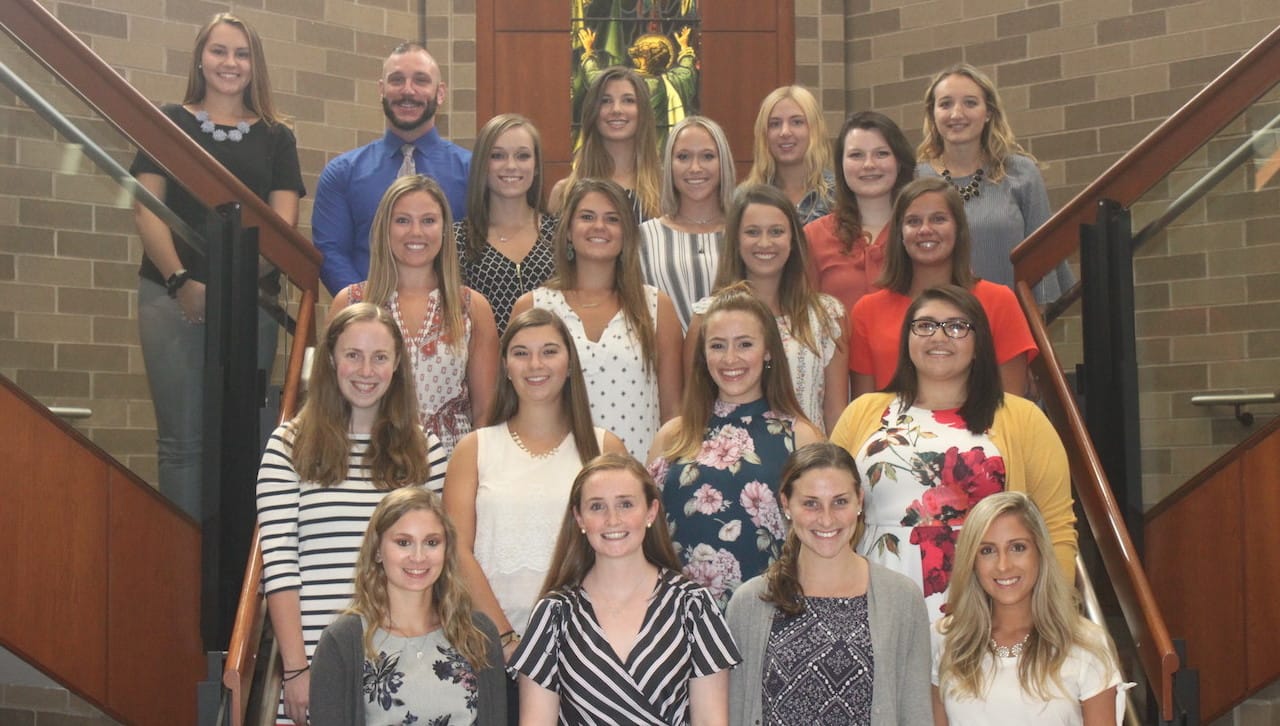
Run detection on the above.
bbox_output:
[309,487,506,725]
[512,178,683,459]
[684,184,848,433]
[932,492,1130,724]
[329,174,499,454]
[742,85,833,224]
[511,454,741,725]
[444,308,626,658]
[548,66,662,220]
[257,303,446,724]
[916,63,1073,304]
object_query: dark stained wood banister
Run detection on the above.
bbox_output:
[1008,25,1280,723]
[0,0,321,291]
[1012,25,1280,286]
[0,2,322,723]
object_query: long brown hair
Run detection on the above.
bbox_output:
[665,283,808,460]
[292,303,432,488]
[832,111,915,252]
[762,443,866,615]
[365,175,467,352]
[715,183,840,357]
[183,13,285,126]
[937,492,1116,701]
[559,66,661,218]
[876,177,976,294]
[461,114,545,264]
[917,63,1034,183]
[486,308,601,465]
[885,285,1003,434]
[347,487,491,668]
[548,178,658,372]
[539,454,681,596]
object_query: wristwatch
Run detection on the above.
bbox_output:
[166,268,192,298]
[499,630,522,647]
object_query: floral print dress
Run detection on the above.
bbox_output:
[854,399,1005,621]
[651,398,797,609]
[363,628,479,725]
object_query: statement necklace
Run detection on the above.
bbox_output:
[195,110,251,142]
[941,167,984,202]
[990,632,1030,658]
[510,426,561,460]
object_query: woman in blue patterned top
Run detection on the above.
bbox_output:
[512,454,741,725]
[648,285,824,609]
[726,442,932,725]
[310,486,506,725]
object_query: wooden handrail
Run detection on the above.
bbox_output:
[222,289,317,725]
[1017,282,1179,720]
[1012,25,1280,285]
[0,0,321,292]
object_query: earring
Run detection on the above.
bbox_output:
[783,511,791,521]
[765,358,772,370]
[566,241,575,261]
[580,528,587,535]
[646,520,653,529]
[198,63,203,70]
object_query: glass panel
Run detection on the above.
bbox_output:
[1123,83,1280,508]
[0,30,300,520]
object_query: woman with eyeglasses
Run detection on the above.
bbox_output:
[849,177,1037,398]
[831,285,1075,622]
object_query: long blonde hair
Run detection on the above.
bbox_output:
[365,175,467,352]
[665,283,808,460]
[917,63,1034,183]
[659,115,736,217]
[548,178,658,372]
[291,303,431,488]
[715,184,841,357]
[486,308,601,465]
[743,86,831,200]
[183,13,285,126]
[560,66,661,218]
[347,487,491,668]
[937,492,1116,701]
[461,114,544,264]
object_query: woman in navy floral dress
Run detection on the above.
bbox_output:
[647,285,824,608]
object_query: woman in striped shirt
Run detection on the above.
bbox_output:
[257,303,446,724]
[511,454,741,725]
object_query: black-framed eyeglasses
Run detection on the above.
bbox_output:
[909,318,974,339]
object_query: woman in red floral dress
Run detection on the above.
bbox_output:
[830,285,1075,621]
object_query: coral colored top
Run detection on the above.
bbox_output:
[803,213,888,318]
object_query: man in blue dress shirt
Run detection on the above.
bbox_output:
[312,42,471,295]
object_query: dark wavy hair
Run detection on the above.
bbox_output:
[831,111,915,252]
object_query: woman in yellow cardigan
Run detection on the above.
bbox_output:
[831,285,1074,622]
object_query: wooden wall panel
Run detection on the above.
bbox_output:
[106,468,204,724]
[1145,462,1245,717]
[702,0,791,32]
[494,0,564,31]
[699,31,786,183]
[490,32,575,164]
[0,383,109,699]
[1243,428,1280,689]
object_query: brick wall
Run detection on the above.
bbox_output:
[1,1,1276,502]
[818,0,1280,505]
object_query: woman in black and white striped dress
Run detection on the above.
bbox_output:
[511,454,741,725]
[257,303,446,724]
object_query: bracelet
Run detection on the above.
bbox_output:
[500,630,521,647]
[282,664,310,682]
[165,268,192,298]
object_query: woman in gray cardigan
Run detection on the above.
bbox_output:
[726,443,931,725]
[310,487,506,726]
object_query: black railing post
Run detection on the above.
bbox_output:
[202,202,262,649]
[1078,198,1145,550]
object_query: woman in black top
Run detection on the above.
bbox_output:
[129,12,304,520]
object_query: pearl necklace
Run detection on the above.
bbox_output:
[194,110,251,142]
[990,632,1030,658]
[510,426,561,460]
[941,167,984,202]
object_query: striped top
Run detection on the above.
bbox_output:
[511,568,741,725]
[256,422,447,670]
[638,217,722,332]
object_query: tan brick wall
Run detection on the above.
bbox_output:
[2,0,1276,508]
[819,0,1280,506]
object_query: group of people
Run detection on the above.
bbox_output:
[132,12,1130,726]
